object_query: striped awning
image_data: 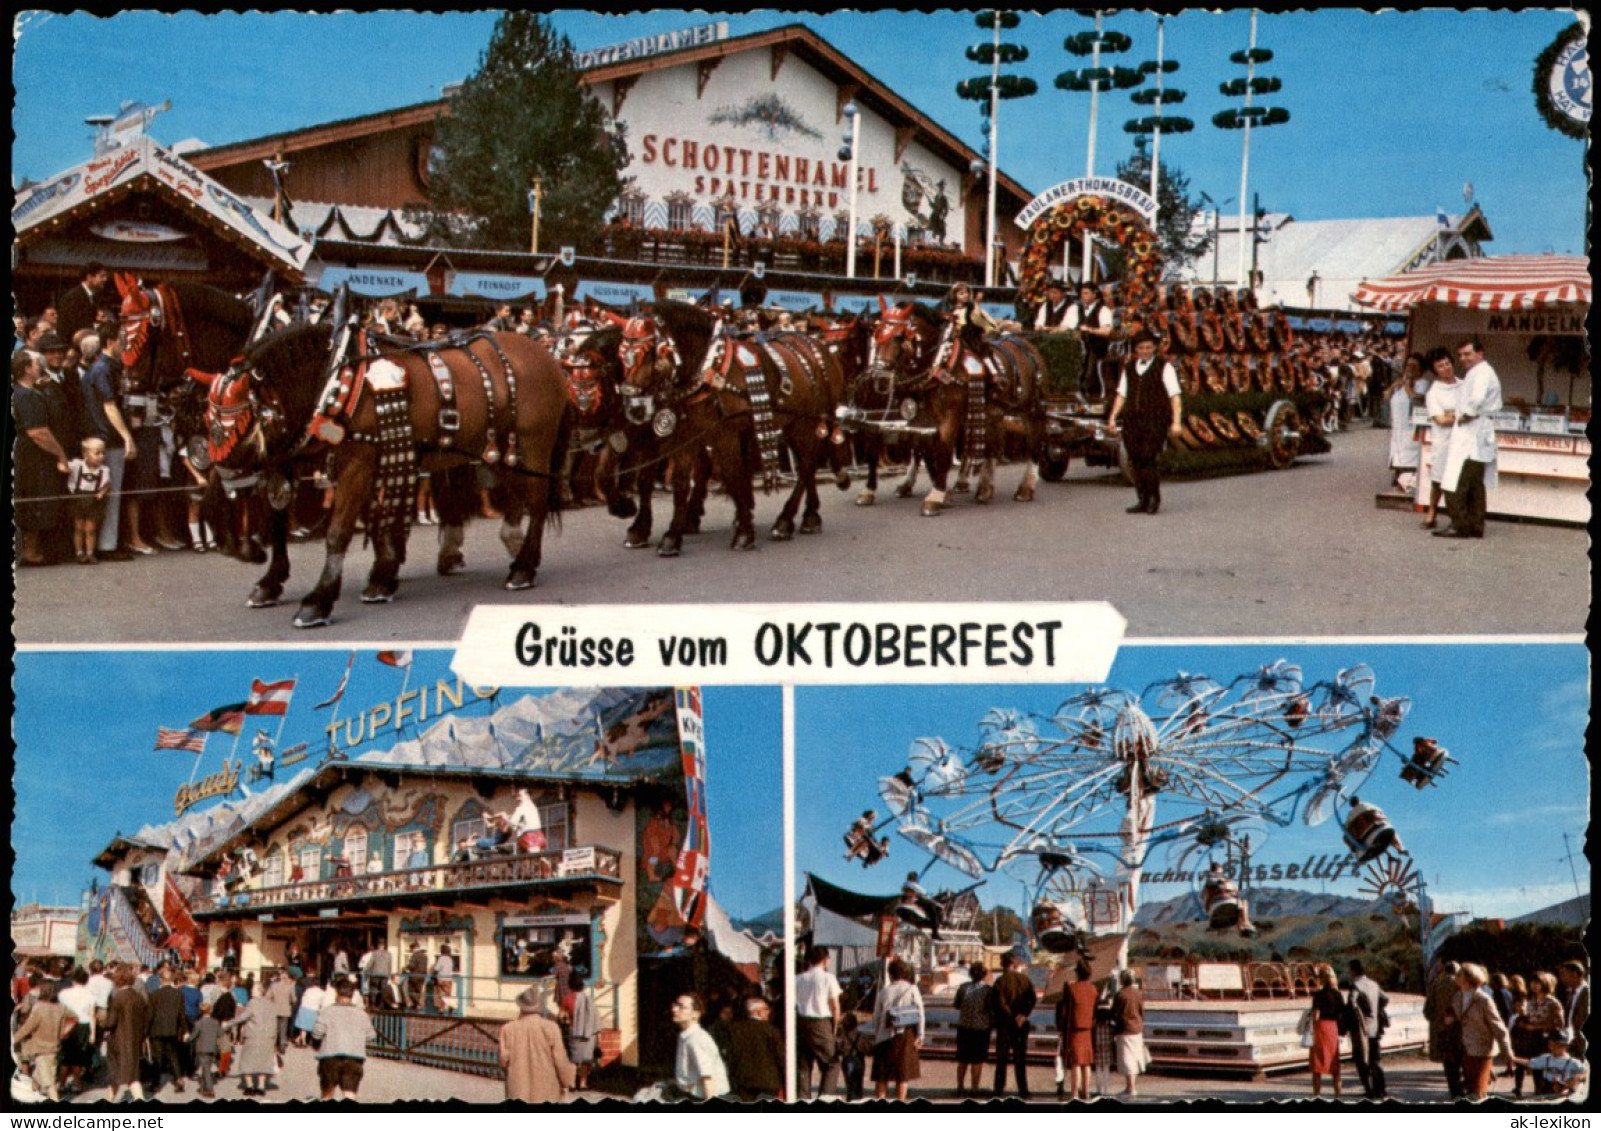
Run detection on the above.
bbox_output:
[1351,254,1590,311]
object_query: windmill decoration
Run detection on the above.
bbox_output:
[848,661,1449,966]
[1358,853,1423,910]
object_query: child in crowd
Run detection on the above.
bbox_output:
[838,1012,871,1102]
[66,436,112,563]
[1510,1029,1588,1099]
[190,998,223,1098]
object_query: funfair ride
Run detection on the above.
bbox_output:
[844,662,1452,969]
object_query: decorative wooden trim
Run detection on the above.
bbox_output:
[770,43,787,82]
[697,58,722,99]
[836,83,861,124]
[894,126,917,165]
[612,76,637,118]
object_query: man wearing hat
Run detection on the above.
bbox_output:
[1033,279,1074,332]
[1108,330,1184,515]
[500,987,576,1103]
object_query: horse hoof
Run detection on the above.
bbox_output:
[504,571,536,591]
[360,588,396,604]
[953,480,972,494]
[834,471,852,491]
[732,531,757,551]
[657,538,682,558]
[292,609,332,629]
[437,552,466,576]
[855,491,876,507]
[623,533,652,549]
[1014,486,1036,503]
[247,588,281,609]
[608,500,639,520]
[921,500,942,517]
[800,514,822,534]
[770,519,795,542]
[975,484,995,505]
[894,483,914,499]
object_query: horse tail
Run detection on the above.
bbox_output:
[544,409,573,533]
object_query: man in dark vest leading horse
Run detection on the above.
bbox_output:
[1108,329,1183,515]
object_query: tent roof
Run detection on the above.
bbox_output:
[805,872,898,919]
[1352,254,1590,311]
[13,137,312,278]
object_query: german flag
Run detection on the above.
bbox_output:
[190,702,248,735]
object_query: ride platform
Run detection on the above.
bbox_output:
[920,992,1427,1080]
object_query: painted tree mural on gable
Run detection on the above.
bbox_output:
[709,93,823,142]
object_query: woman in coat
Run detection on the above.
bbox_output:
[500,988,576,1103]
[225,978,280,1097]
[1456,963,1514,1099]
[565,971,598,1091]
[102,966,151,1103]
[1056,960,1099,1100]
[870,958,924,1101]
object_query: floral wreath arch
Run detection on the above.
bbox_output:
[1017,195,1163,317]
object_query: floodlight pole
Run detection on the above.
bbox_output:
[845,104,862,279]
[1149,17,1166,223]
[1082,11,1104,283]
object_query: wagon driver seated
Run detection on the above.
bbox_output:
[939,282,1017,369]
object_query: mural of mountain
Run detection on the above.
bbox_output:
[358,687,679,779]
[1133,886,1381,928]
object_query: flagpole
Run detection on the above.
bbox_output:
[185,737,209,786]
[270,673,297,748]
[397,663,413,735]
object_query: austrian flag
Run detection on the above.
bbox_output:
[245,678,296,716]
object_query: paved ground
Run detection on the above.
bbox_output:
[57,1044,1585,1106]
[15,426,1588,647]
[15,426,1588,645]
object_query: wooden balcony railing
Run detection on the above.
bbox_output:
[189,844,622,915]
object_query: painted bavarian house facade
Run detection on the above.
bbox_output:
[81,685,726,1072]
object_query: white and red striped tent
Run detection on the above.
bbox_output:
[1351,254,1590,311]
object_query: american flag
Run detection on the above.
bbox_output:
[155,726,207,753]
[316,652,355,710]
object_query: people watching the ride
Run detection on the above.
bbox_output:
[992,951,1036,1098]
[794,945,843,1100]
[870,958,925,1101]
[953,962,993,1098]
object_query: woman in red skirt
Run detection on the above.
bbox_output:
[1056,960,1099,1101]
[1308,964,1345,1098]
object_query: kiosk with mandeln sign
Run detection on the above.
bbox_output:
[1354,255,1590,526]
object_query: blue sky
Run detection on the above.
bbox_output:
[797,642,1589,922]
[12,9,1587,255]
[12,650,782,921]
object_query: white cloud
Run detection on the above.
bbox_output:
[1486,803,1589,827]
[1426,880,1588,922]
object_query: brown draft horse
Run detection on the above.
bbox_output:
[551,315,712,550]
[197,319,569,627]
[859,299,1047,516]
[617,301,848,556]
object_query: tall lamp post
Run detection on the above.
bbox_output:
[528,177,544,255]
[839,101,862,279]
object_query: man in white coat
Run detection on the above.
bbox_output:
[1436,336,1500,539]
